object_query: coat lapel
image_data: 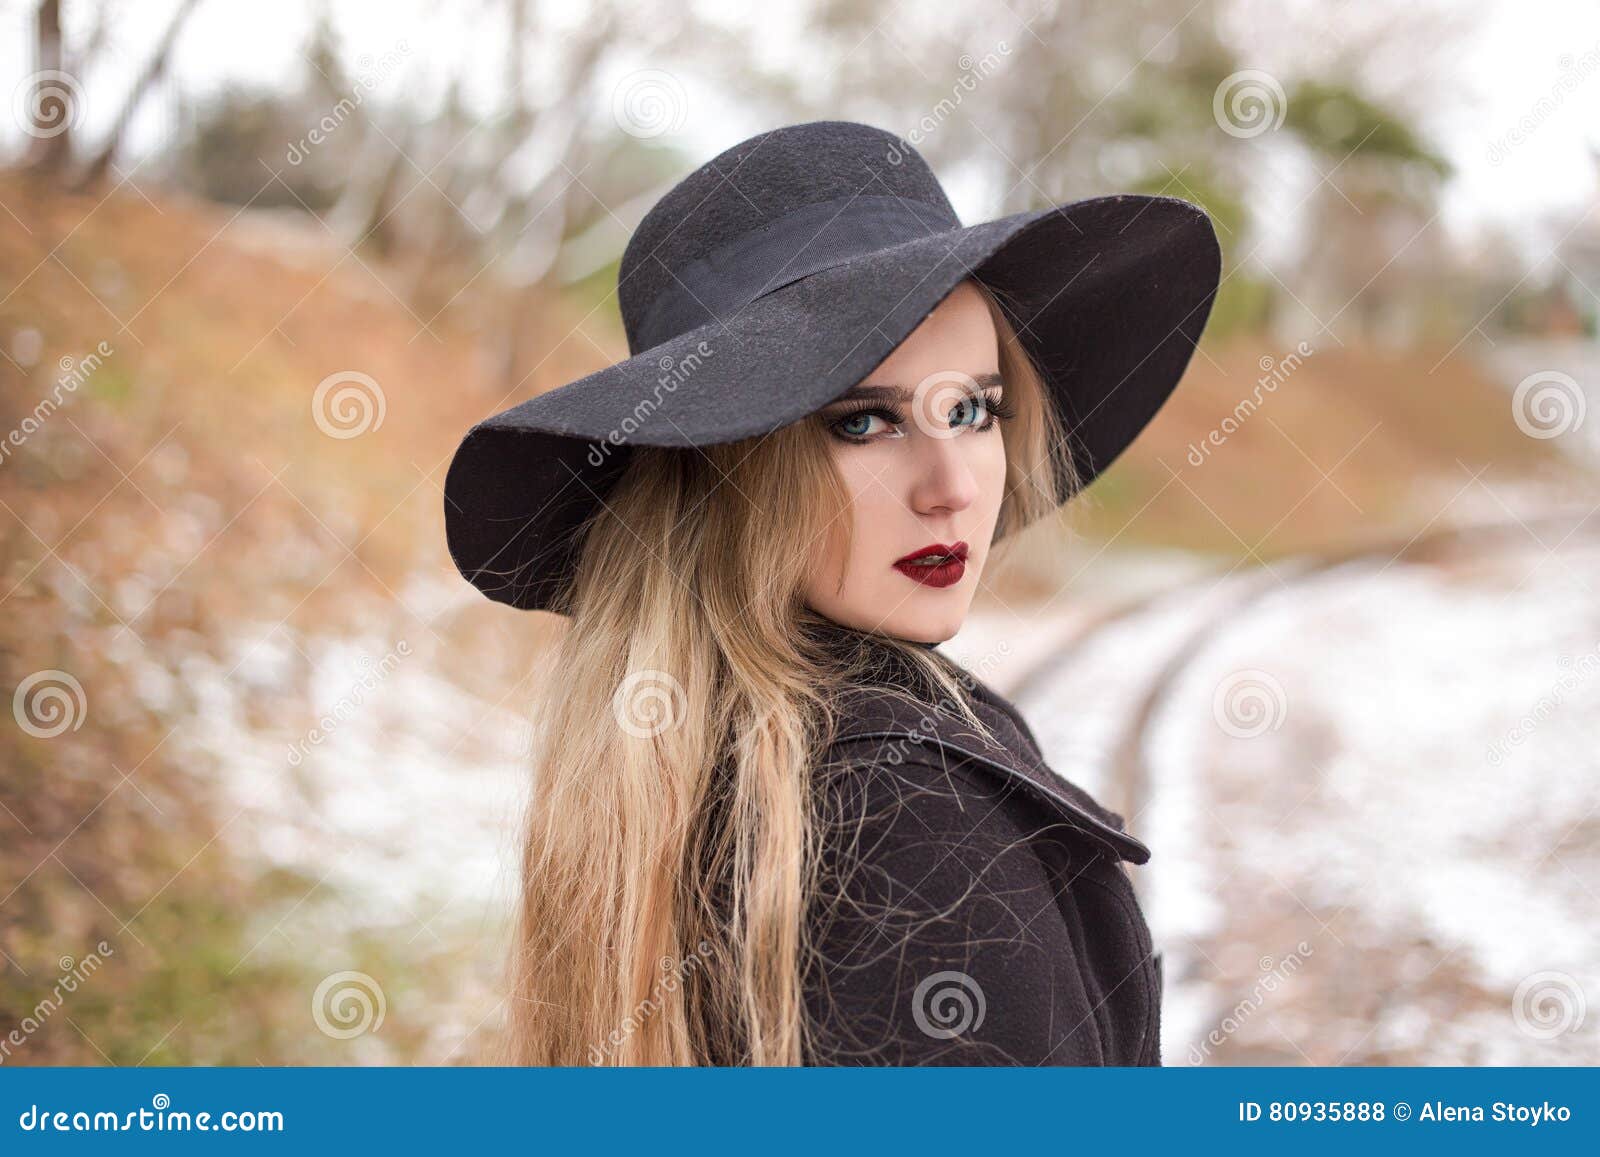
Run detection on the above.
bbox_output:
[825,674,1152,865]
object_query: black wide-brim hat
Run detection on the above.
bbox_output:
[445,120,1221,613]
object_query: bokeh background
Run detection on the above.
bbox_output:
[2,0,1597,1066]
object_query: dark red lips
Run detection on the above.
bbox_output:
[892,541,968,589]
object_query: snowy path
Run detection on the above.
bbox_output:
[990,532,1600,1064]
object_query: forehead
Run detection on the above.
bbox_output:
[869,281,999,382]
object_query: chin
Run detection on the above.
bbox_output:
[909,585,982,637]
[888,606,967,645]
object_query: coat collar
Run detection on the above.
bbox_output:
[807,618,1151,864]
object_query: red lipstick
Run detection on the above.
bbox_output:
[892,541,968,589]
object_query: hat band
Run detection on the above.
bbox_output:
[632,194,960,352]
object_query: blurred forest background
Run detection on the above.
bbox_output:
[1,0,1597,1065]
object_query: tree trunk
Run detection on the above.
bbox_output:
[22,0,72,175]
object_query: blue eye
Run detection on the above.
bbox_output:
[840,412,882,437]
[828,406,904,442]
[949,397,987,428]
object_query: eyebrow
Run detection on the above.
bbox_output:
[826,372,1004,405]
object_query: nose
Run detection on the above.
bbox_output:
[906,432,980,517]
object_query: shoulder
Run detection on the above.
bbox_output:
[817,727,1047,849]
[819,652,1031,766]
[819,676,1151,866]
[806,745,1120,1062]
[813,737,1043,868]
[804,745,1091,1064]
[803,674,1158,1066]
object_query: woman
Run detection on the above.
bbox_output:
[443,120,1220,1065]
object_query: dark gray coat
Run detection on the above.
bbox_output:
[801,630,1162,1066]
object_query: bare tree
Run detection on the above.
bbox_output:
[72,0,205,190]
[22,0,71,174]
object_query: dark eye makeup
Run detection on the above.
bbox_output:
[823,385,1016,445]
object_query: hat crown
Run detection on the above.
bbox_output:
[617,121,960,354]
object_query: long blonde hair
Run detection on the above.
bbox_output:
[502,279,1077,1065]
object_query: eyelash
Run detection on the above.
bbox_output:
[827,387,1016,444]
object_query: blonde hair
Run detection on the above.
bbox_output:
[502,279,1077,1065]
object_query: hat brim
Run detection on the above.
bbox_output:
[444,193,1221,612]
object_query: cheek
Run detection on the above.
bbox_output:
[818,450,901,583]
[977,433,1009,513]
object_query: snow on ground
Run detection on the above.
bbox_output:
[189,624,527,925]
[174,609,530,1061]
[987,539,1600,1065]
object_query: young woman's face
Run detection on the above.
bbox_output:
[803,280,1010,644]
